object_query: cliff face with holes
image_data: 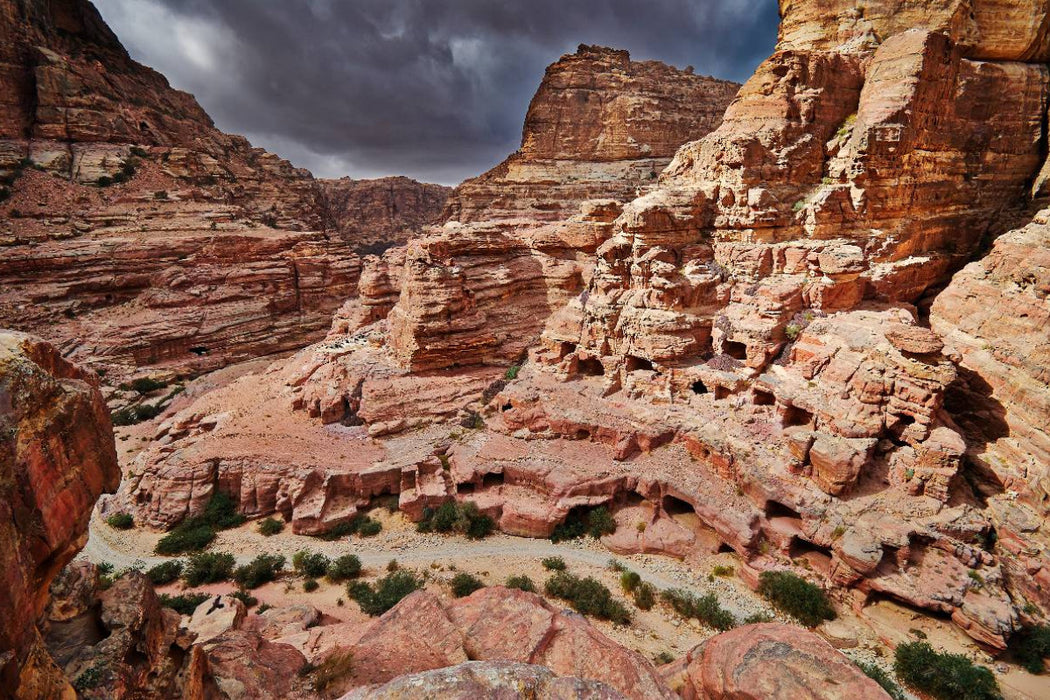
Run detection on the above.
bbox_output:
[0,0,448,389]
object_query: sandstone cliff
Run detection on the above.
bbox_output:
[0,331,119,697]
[0,0,449,389]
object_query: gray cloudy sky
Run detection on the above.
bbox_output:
[93,0,779,185]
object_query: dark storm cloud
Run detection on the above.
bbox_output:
[92,0,779,184]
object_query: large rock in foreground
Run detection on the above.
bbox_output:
[0,331,119,697]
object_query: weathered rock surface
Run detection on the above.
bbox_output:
[674,623,890,700]
[0,0,448,388]
[340,661,626,700]
[0,331,119,697]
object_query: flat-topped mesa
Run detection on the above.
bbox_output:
[0,0,449,387]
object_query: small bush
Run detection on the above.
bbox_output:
[857,662,906,700]
[541,556,566,571]
[106,512,134,530]
[744,611,774,624]
[146,560,183,585]
[183,552,236,586]
[1011,624,1050,674]
[712,565,734,578]
[655,651,675,665]
[327,554,363,582]
[357,518,382,537]
[450,572,485,598]
[348,570,422,616]
[303,579,320,592]
[154,190,169,200]
[544,572,631,625]
[258,517,284,536]
[317,514,382,540]
[230,590,258,608]
[73,661,108,691]
[506,575,536,592]
[505,364,521,380]
[155,492,245,555]
[550,506,617,543]
[293,551,331,579]
[233,553,285,589]
[111,402,163,426]
[417,501,494,539]
[661,589,735,631]
[633,582,656,611]
[158,592,210,616]
[894,641,1000,700]
[130,377,168,393]
[620,571,642,593]
[757,571,836,627]
[310,649,354,695]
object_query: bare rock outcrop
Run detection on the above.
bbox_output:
[0,331,119,697]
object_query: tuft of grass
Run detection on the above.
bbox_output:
[347,570,422,616]
[309,649,354,695]
[661,588,735,631]
[106,512,134,530]
[506,575,536,592]
[541,556,566,571]
[449,572,485,598]
[894,641,1000,700]
[757,571,836,627]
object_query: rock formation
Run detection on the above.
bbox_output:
[0,0,449,389]
[0,331,119,697]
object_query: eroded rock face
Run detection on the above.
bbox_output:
[0,0,448,387]
[0,331,119,696]
[680,623,890,700]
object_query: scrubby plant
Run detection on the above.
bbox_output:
[894,641,1000,700]
[303,579,320,592]
[449,572,485,598]
[654,651,675,665]
[711,565,734,578]
[506,575,537,592]
[182,552,235,586]
[146,560,183,585]
[129,377,168,394]
[633,582,656,611]
[549,506,617,543]
[309,649,354,695]
[73,661,109,691]
[661,589,735,631]
[292,550,331,579]
[544,572,631,625]
[233,553,285,589]
[620,571,642,593]
[857,662,906,700]
[505,364,521,380]
[743,611,774,624]
[230,590,258,608]
[541,556,566,571]
[155,492,245,555]
[158,592,210,616]
[357,518,382,537]
[327,554,363,582]
[1011,624,1050,674]
[317,514,382,540]
[111,402,164,426]
[757,571,836,627]
[106,512,134,530]
[347,570,422,616]
[258,517,284,536]
[416,501,494,539]
[153,190,168,200]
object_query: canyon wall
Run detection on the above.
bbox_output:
[0,0,448,387]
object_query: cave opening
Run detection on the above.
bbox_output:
[782,404,813,428]
[723,340,747,360]
[482,472,505,489]
[578,357,605,376]
[625,355,655,373]
[662,494,695,517]
[559,342,577,359]
[764,500,802,520]
[753,388,776,406]
[691,379,709,395]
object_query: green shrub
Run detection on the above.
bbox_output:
[317,514,382,540]
[73,661,108,691]
[633,582,656,611]
[155,492,245,555]
[757,571,836,627]
[506,575,537,592]
[744,611,774,624]
[1011,624,1050,674]
[347,570,423,616]
[712,565,734,577]
[607,559,628,572]
[309,649,354,695]
[505,364,521,380]
[293,551,331,579]
[129,377,168,393]
[146,560,183,585]
[327,554,363,582]
[655,651,675,665]
[417,501,494,539]
[258,517,284,536]
[857,662,906,700]
[111,402,164,426]
[541,556,566,571]
[357,518,382,537]
[304,579,320,592]
[661,589,735,631]
[550,506,617,543]
[234,553,285,589]
[183,552,235,586]
[544,572,631,625]
[158,592,210,616]
[894,641,1000,700]
[450,572,485,598]
[106,512,134,530]
[620,571,641,593]
[230,590,258,608]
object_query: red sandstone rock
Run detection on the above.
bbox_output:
[0,331,119,696]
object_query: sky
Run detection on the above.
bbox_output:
[92,0,780,185]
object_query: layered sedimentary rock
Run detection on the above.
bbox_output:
[0,331,119,697]
[0,0,448,386]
